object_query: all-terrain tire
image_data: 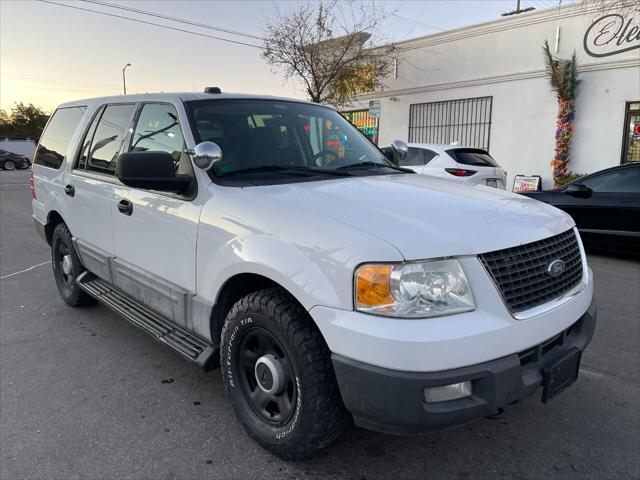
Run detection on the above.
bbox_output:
[51,222,96,306]
[220,288,348,459]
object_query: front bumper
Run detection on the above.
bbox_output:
[332,299,597,435]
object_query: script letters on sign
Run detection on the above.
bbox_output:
[583,14,640,58]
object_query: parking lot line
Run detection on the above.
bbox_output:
[0,260,50,279]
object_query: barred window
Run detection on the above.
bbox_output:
[408,96,492,151]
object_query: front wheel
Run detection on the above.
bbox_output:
[3,160,16,171]
[220,288,347,459]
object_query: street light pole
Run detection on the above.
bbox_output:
[122,63,131,95]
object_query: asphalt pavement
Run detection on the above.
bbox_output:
[1,169,638,480]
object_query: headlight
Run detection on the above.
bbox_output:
[355,259,475,318]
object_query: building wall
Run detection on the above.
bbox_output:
[352,2,640,190]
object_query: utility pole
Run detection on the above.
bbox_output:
[122,63,132,95]
[502,0,535,16]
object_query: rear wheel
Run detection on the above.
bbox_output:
[3,160,15,171]
[220,288,347,459]
[51,223,96,306]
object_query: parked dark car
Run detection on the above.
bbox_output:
[0,150,31,170]
[521,163,640,255]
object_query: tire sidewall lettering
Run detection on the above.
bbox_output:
[223,311,304,442]
[275,376,302,440]
[225,316,252,388]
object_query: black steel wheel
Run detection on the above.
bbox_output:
[237,327,297,426]
[51,223,96,307]
[220,288,347,459]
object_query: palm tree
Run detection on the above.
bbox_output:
[542,40,581,186]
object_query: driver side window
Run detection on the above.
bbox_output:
[580,168,640,193]
[129,103,193,176]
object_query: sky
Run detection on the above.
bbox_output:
[0,0,571,112]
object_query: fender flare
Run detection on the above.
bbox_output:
[201,234,345,313]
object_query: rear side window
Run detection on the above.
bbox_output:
[447,148,498,167]
[403,148,424,166]
[76,106,105,170]
[33,106,86,169]
[84,104,135,176]
[402,148,438,166]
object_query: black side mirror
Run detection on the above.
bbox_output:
[380,140,409,166]
[564,183,592,198]
[117,151,192,193]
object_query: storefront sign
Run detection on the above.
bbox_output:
[584,14,640,58]
[513,175,542,193]
[633,121,640,140]
[368,100,381,119]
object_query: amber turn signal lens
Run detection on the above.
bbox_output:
[356,265,394,307]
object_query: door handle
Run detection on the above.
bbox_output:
[64,184,75,197]
[117,199,133,216]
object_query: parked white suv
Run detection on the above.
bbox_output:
[399,143,508,189]
[32,91,596,459]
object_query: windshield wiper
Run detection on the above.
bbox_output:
[336,161,414,173]
[218,165,352,177]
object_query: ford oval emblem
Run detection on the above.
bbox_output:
[547,259,566,278]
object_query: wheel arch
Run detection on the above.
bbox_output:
[209,272,304,347]
[44,210,66,245]
[197,233,350,347]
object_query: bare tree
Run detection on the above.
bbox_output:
[262,1,394,106]
[568,0,638,15]
[591,0,638,12]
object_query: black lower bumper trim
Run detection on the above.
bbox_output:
[332,299,597,435]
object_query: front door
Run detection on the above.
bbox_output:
[112,103,201,330]
[560,167,640,251]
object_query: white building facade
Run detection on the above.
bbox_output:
[346,2,640,190]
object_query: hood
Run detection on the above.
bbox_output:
[247,174,575,260]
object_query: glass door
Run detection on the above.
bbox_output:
[621,102,640,164]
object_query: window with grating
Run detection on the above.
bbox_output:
[408,96,492,151]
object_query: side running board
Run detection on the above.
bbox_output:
[77,271,218,370]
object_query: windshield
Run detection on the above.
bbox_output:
[186,100,396,179]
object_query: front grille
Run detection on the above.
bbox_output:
[479,229,583,313]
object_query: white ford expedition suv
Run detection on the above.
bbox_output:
[32,91,596,459]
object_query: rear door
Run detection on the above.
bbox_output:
[401,147,437,173]
[111,102,201,330]
[66,103,136,277]
[564,167,640,250]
